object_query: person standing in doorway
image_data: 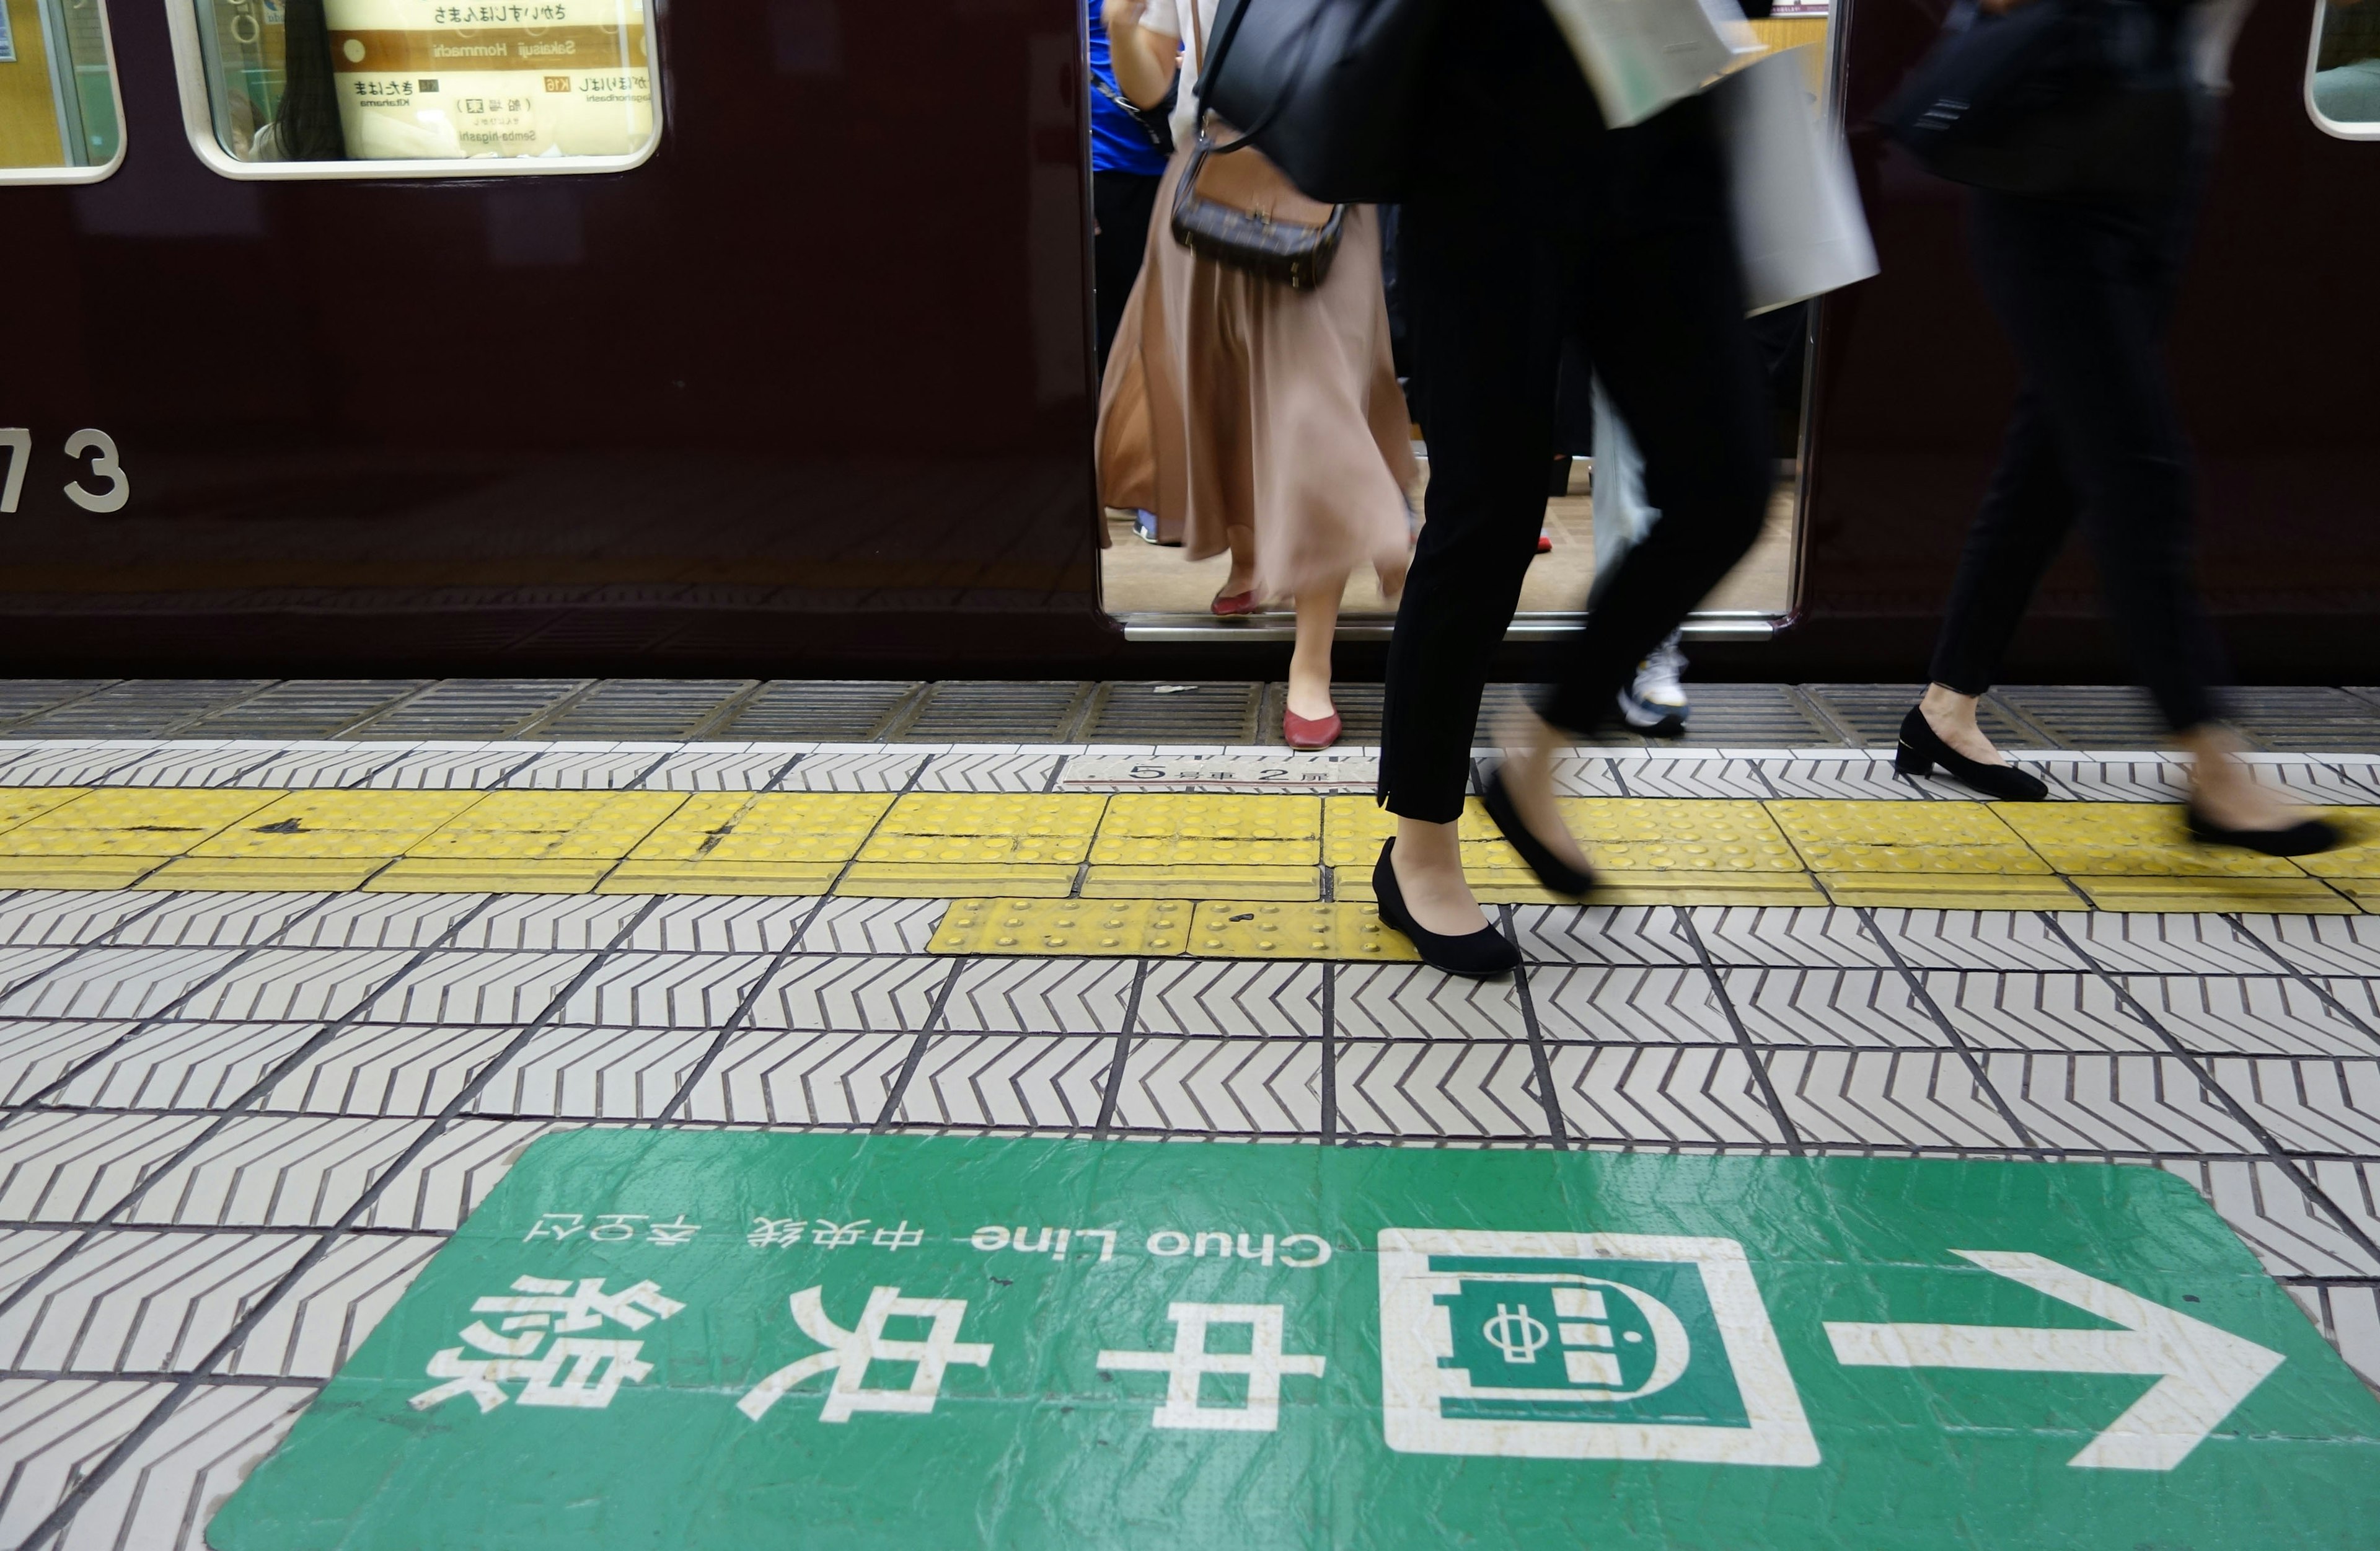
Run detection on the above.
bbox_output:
[1096,0,1416,749]
[1087,0,1171,374]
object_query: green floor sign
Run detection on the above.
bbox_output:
[209,1133,2380,1550]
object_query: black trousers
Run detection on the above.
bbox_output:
[1928,170,2226,731]
[1378,0,1770,823]
[1093,170,1161,376]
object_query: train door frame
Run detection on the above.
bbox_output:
[1090,1,1856,650]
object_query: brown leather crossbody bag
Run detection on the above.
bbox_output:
[1170,2,1348,290]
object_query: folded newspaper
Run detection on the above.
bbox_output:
[1542,0,1766,126]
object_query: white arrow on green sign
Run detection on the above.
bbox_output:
[1827,1248,2288,1470]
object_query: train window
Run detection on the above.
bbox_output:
[168,0,659,177]
[2309,0,2380,138]
[0,0,125,183]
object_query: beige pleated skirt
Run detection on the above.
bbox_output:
[1096,146,1416,604]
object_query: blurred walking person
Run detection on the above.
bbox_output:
[1370,0,1774,974]
[1096,0,1414,749]
[1890,0,2337,858]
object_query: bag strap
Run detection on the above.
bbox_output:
[1192,0,1326,154]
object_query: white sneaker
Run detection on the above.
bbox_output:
[1618,632,1690,736]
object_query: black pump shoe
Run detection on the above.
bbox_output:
[1372,839,1520,979]
[2185,807,2342,858]
[1895,705,2050,802]
[1480,767,1595,897]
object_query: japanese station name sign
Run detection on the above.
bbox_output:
[209,1134,2380,1551]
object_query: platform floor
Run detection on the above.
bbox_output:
[0,681,2376,1547]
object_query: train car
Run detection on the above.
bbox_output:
[1,0,2374,681]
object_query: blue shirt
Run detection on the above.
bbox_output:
[1088,0,1171,177]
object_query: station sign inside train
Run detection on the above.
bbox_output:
[208,1134,2380,1551]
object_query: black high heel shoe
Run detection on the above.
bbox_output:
[2185,807,2341,858]
[1480,767,1595,896]
[1372,839,1520,979]
[1895,705,2050,802]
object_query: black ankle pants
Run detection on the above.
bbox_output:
[1928,172,2228,732]
[1378,1,1770,823]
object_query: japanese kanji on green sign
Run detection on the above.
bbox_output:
[208,1133,2380,1550]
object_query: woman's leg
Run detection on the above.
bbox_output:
[1220,523,1256,600]
[2178,726,2305,829]
[1922,381,2078,766]
[1533,100,1770,745]
[1378,189,1567,935]
[1967,193,2298,823]
[1287,576,1346,721]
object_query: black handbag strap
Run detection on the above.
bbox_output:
[1193,0,1338,155]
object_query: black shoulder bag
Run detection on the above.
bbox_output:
[1876,0,2192,200]
[1172,0,1349,289]
[1194,0,1450,205]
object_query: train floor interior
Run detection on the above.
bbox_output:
[0,676,2374,1545]
[1098,461,1800,621]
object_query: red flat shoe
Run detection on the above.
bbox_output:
[1284,709,1342,749]
[1535,531,1554,554]
[1212,590,1259,617]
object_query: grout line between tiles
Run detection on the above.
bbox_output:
[1674,906,1805,1156]
[2039,911,2380,1266]
[1853,906,2040,1147]
[1092,957,1152,1141]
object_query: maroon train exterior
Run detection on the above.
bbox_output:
[2,0,2374,682]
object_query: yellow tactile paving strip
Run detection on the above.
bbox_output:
[0,788,2371,955]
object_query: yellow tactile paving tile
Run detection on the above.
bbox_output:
[1323,795,1482,867]
[374,791,691,893]
[1188,901,1418,961]
[1332,862,1829,909]
[1569,798,1805,873]
[0,788,283,888]
[188,790,485,858]
[407,791,690,860]
[0,787,92,836]
[1817,875,2086,911]
[857,795,1107,878]
[877,793,1109,838]
[2293,809,2380,879]
[143,789,487,891]
[1082,864,1321,900]
[1770,799,2052,875]
[627,792,892,862]
[2068,876,2360,914]
[604,792,891,893]
[933,898,1192,957]
[842,863,1079,898]
[1329,795,1803,876]
[1994,802,2309,878]
[2322,878,2380,908]
[0,783,2369,918]
[0,857,170,889]
[1595,877,1832,907]
[0,787,280,856]
[1088,836,1321,867]
[1096,793,1321,839]
[1089,793,1319,870]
